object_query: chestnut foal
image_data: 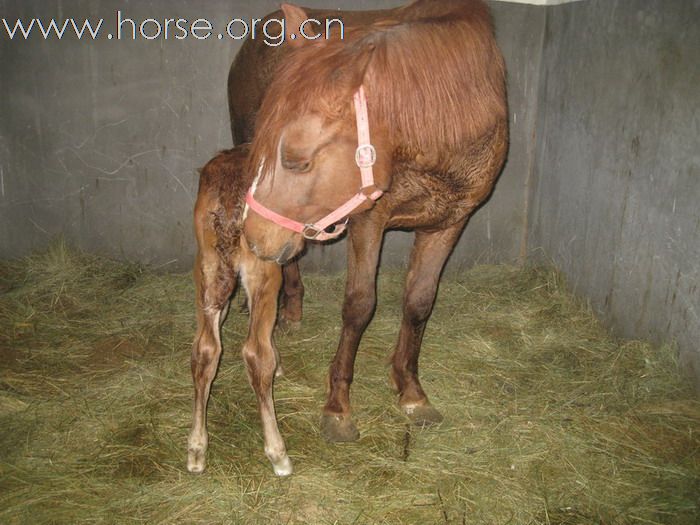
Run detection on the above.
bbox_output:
[187,146,292,476]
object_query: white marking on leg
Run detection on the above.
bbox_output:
[187,310,221,474]
[401,401,427,415]
[261,405,293,476]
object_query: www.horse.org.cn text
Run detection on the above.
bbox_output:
[1,12,346,46]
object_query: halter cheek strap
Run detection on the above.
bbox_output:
[245,85,383,241]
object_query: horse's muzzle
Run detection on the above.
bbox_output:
[247,236,302,266]
[275,241,297,265]
[243,202,306,263]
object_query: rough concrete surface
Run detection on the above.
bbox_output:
[528,0,700,385]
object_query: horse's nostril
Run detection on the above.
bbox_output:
[276,242,295,265]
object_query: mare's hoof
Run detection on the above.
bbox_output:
[403,404,444,427]
[320,414,360,442]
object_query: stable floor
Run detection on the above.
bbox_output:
[0,244,698,524]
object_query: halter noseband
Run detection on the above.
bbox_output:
[245,86,383,241]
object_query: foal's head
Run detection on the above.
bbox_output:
[243,4,391,263]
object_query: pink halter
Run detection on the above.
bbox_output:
[245,86,383,241]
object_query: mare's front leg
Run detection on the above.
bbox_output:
[239,242,292,476]
[188,246,236,473]
[321,217,384,442]
[391,220,467,426]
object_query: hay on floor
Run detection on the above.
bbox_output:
[0,242,698,524]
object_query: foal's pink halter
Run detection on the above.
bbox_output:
[245,86,383,241]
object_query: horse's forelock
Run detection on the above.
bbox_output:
[248,27,379,180]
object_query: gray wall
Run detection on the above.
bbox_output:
[0,0,541,272]
[2,0,699,383]
[0,0,248,266]
[527,0,700,383]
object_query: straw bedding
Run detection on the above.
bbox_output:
[0,242,698,524]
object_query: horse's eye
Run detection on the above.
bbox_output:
[282,157,312,173]
[293,160,311,173]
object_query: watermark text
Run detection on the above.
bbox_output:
[2,12,345,46]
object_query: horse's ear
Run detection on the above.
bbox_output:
[281,3,309,48]
[334,37,378,90]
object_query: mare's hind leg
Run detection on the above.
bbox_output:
[390,220,467,426]
[187,247,236,473]
[240,242,292,476]
[278,261,304,330]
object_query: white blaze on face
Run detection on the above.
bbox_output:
[242,160,265,221]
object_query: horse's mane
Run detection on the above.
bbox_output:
[248,0,506,176]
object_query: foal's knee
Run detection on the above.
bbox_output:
[242,341,277,392]
[191,329,219,369]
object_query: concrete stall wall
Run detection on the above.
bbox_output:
[1,0,699,383]
[527,0,700,382]
[0,0,248,267]
[0,0,543,272]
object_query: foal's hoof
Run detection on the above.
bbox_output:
[271,455,294,477]
[187,449,206,474]
[187,433,208,474]
[320,414,360,442]
[403,404,444,427]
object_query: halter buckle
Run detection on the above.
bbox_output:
[355,144,376,169]
[302,224,322,240]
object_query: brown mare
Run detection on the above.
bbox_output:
[243,0,507,445]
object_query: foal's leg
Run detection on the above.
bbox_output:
[321,218,384,442]
[239,245,292,476]
[391,221,467,426]
[188,249,236,473]
[278,261,304,330]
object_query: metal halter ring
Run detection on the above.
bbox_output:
[355,144,376,169]
[302,224,322,240]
